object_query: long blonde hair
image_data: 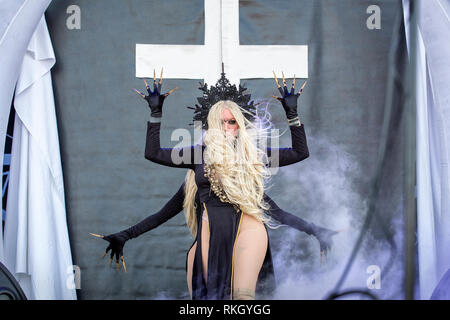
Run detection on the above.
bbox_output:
[183,169,198,237]
[184,100,273,237]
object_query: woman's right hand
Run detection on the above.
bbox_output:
[134,68,178,118]
[90,232,129,272]
[314,227,346,264]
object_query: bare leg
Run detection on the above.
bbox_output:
[232,213,268,300]
[201,206,210,286]
[186,241,197,299]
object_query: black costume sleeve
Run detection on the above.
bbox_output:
[145,121,197,169]
[121,180,329,244]
[123,183,186,239]
[263,193,318,236]
[266,124,309,167]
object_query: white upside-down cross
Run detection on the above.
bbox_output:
[136,0,308,86]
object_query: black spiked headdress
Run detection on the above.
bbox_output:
[187,68,257,130]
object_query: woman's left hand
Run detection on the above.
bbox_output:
[314,227,339,263]
[271,72,307,120]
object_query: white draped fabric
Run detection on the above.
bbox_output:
[0,0,52,261]
[403,0,450,299]
[0,1,76,299]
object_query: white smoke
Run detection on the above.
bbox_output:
[265,131,404,300]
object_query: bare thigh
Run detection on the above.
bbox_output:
[186,241,197,299]
[233,213,268,298]
[201,207,210,286]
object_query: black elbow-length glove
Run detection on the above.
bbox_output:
[271,72,307,125]
[311,225,339,255]
[134,68,178,118]
[90,229,133,272]
[103,230,132,269]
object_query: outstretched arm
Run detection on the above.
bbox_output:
[93,183,187,271]
[123,182,186,239]
[264,193,315,235]
[263,193,337,253]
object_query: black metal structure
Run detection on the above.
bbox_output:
[0,262,27,300]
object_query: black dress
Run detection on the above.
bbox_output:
[144,121,309,299]
[125,183,325,299]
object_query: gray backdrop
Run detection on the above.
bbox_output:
[46,0,406,299]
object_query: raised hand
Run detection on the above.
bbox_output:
[134,67,178,118]
[90,232,129,272]
[271,71,307,121]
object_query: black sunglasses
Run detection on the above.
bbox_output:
[222,119,237,125]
